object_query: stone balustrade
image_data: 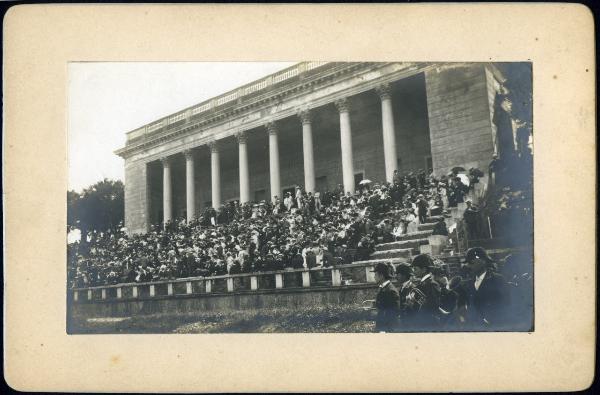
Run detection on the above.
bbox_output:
[71,261,380,303]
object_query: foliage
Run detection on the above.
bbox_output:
[68,179,124,235]
[496,63,533,134]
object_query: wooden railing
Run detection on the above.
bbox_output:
[71,260,378,303]
[125,61,331,142]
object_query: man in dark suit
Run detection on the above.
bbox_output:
[395,263,415,330]
[408,254,442,331]
[463,201,481,240]
[370,262,400,333]
[464,247,511,330]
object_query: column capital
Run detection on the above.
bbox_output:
[234,131,247,144]
[375,83,392,101]
[183,149,194,160]
[266,121,278,136]
[334,98,351,113]
[297,108,312,125]
[208,140,220,153]
[160,156,171,167]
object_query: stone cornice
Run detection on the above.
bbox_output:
[116,62,435,161]
[115,62,380,158]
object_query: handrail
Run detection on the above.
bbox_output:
[71,260,373,292]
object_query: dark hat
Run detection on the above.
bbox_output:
[465,247,494,263]
[411,254,434,269]
[370,262,391,277]
[396,263,413,277]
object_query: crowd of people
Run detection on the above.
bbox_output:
[67,167,485,289]
[371,247,533,332]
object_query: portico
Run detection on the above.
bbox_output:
[117,62,505,233]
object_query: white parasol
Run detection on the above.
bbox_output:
[457,173,470,187]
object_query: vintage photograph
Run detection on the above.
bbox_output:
[66,61,533,334]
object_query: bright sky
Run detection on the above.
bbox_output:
[68,62,297,193]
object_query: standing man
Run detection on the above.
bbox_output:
[395,263,415,331]
[369,262,400,333]
[464,247,510,330]
[463,201,480,241]
[408,254,442,331]
[416,194,429,224]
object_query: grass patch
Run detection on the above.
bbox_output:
[69,305,376,334]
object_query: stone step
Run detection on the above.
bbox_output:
[425,215,446,223]
[376,238,429,252]
[369,248,413,260]
[417,222,436,231]
[396,230,433,242]
[353,257,412,266]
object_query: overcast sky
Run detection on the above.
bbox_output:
[68,62,297,193]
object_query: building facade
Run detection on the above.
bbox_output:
[116,62,508,234]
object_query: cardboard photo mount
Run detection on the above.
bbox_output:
[3,4,596,392]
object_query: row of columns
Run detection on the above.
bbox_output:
[159,83,398,225]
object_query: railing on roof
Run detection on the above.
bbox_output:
[126,61,331,142]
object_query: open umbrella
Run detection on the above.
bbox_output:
[457,173,470,186]
[451,166,466,173]
[358,179,372,185]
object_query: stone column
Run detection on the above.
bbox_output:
[236,132,250,204]
[161,157,172,226]
[376,83,398,183]
[298,109,316,193]
[266,122,281,202]
[335,98,355,194]
[184,150,195,222]
[209,141,221,209]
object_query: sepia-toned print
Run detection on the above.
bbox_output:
[67,62,533,334]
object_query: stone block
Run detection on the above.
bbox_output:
[275,273,284,289]
[365,266,376,283]
[420,244,433,255]
[331,269,342,286]
[302,271,311,287]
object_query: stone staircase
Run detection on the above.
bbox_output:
[350,173,491,271]
[351,214,446,271]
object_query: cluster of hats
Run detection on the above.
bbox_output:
[370,247,494,279]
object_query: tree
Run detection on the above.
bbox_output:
[496,62,533,136]
[68,179,124,240]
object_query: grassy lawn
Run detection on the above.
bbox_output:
[69,305,376,334]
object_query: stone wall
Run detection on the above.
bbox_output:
[124,158,149,234]
[69,284,379,322]
[425,64,495,176]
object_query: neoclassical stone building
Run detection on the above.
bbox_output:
[116,62,510,234]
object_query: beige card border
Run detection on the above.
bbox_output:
[3,4,596,392]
